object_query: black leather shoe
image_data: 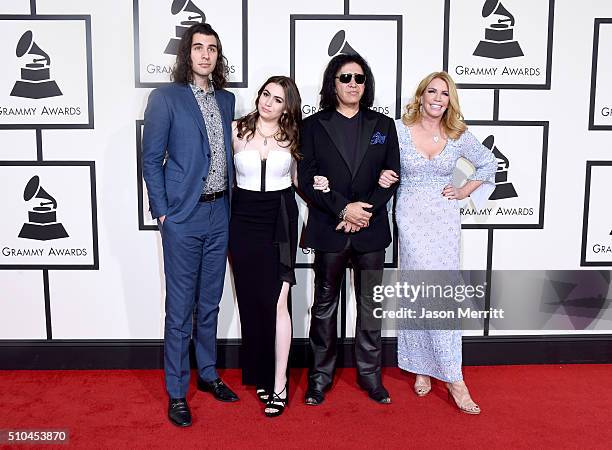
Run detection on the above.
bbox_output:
[197,377,239,402]
[168,398,192,427]
[304,387,325,406]
[366,385,391,404]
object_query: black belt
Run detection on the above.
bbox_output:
[199,190,226,202]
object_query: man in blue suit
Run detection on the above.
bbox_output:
[143,23,238,427]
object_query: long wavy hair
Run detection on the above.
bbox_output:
[402,71,466,140]
[319,53,375,110]
[171,23,228,89]
[236,76,302,159]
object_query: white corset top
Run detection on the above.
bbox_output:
[234,150,293,192]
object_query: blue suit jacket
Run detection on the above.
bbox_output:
[142,82,235,223]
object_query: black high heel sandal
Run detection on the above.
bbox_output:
[256,387,269,404]
[264,385,288,418]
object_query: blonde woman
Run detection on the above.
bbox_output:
[379,71,496,414]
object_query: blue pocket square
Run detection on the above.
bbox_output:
[370,132,386,145]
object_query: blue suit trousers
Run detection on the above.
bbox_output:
[160,197,229,398]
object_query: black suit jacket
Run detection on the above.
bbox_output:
[298,108,400,253]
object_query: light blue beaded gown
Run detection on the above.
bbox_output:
[394,119,496,382]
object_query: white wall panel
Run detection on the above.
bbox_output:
[1,0,611,340]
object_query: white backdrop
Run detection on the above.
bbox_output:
[1,0,611,341]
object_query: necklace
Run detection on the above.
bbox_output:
[426,127,441,143]
[256,126,279,146]
[419,122,442,144]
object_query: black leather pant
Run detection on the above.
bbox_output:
[308,244,385,392]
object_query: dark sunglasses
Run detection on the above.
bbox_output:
[335,73,366,84]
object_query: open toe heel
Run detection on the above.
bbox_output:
[256,387,269,404]
[446,382,481,415]
[264,385,288,418]
[413,375,431,397]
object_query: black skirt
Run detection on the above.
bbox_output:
[228,186,298,390]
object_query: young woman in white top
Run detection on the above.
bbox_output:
[229,76,327,417]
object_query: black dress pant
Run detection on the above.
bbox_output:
[308,243,385,392]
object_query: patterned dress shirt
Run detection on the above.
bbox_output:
[190,83,227,194]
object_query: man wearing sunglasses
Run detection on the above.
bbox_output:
[298,53,400,406]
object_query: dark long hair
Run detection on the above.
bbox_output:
[171,23,228,89]
[236,76,302,160]
[319,53,375,110]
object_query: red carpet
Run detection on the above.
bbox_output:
[1,365,611,448]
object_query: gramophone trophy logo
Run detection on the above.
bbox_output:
[482,135,518,200]
[0,16,93,129]
[290,17,401,118]
[133,0,247,87]
[443,0,552,88]
[18,176,69,241]
[581,163,612,265]
[0,162,98,268]
[164,0,206,55]
[473,0,524,59]
[457,123,547,228]
[10,30,62,99]
[328,30,358,57]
